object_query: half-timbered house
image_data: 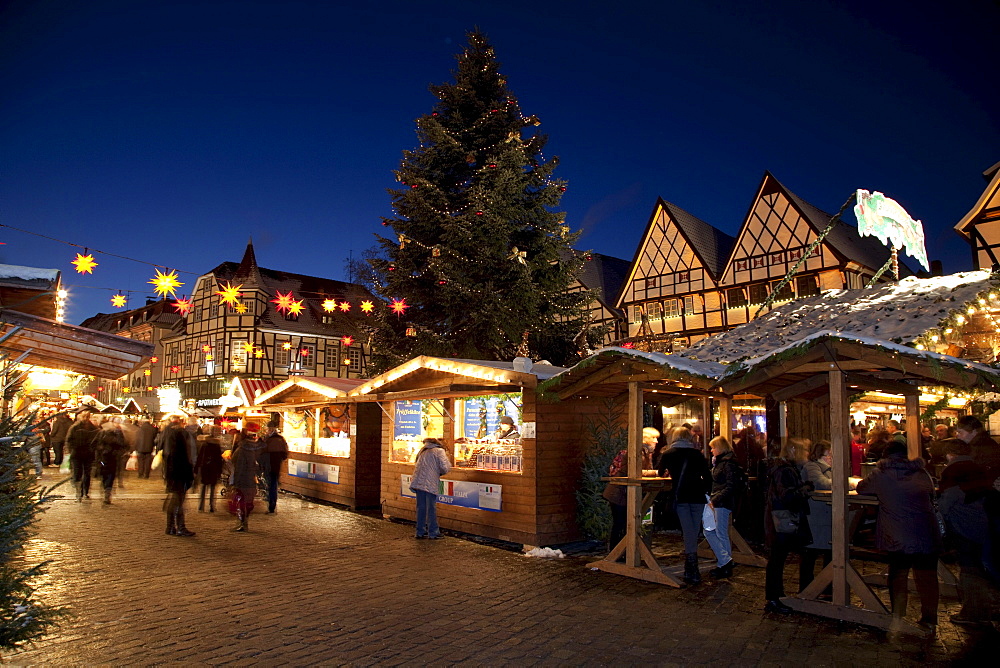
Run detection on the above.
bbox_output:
[955,160,1000,271]
[617,172,901,351]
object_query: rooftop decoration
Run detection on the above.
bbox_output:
[271,291,296,313]
[855,189,930,272]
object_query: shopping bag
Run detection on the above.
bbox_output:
[125,453,139,471]
[151,451,163,470]
[702,495,717,532]
[59,458,71,475]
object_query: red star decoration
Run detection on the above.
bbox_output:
[390,298,409,316]
[338,301,351,312]
[341,336,353,347]
[173,298,193,315]
[271,291,296,313]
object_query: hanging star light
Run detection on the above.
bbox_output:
[242,342,255,353]
[234,302,248,314]
[149,268,183,298]
[111,294,127,308]
[271,291,296,313]
[254,349,265,358]
[288,299,305,316]
[341,335,354,347]
[322,298,338,312]
[390,298,409,316]
[173,298,193,315]
[360,300,375,314]
[338,301,351,312]
[282,341,292,350]
[216,281,243,307]
[73,253,98,274]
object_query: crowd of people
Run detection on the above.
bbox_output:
[25,409,288,535]
[602,418,1000,630]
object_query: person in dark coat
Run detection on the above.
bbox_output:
[763,437,813,614]
[262,419,289,513]
[657,426,712,585]
[857,441,940,630]
[938,440,996,626]
[162,415,196,537]
[800,440,833,595]
[230,423,266,532]
[195,428,224,513]
[134,418,157,479]
[955,415,1000,487]
[95,419,129,504]
[65,409,100,501]
[49,412,74,467]
[705,436,743,578]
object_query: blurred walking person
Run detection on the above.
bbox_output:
[66,409,99,501]
[162,414,196,537]
[49,412,73,468]
[195,427,224,513]
[95,419,129,504]
[262,419,289,513]
[230,423,266,532]
[134,418,157,479]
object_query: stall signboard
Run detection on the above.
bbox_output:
[394,400,423,439]
[287,458,340,484]
[459,394,521,439]
[401,475,502,512]
[391,399,445,463]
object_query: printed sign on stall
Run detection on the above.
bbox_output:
[394,400,423,439]
[287,458,340,484]
[401,475,502,512]
[460,394,522,439]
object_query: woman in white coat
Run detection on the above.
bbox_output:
[410,438,451,539]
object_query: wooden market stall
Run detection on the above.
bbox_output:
[252,376,378,509]
[345,356,628,546]
[715,331,1000,632]
[535,347,765,587]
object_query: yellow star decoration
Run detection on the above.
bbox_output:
[122,387,130,393]
[339,301,351,312]
[234,303,248,314]
[173,298,193,315]
[254,349,265,358]
[111,294,127,308]
[282,341,292,350]
[149,268,183,298]
[216,281,243,306]
[242,342,255,353]
[360,300,375,314]
[271,291,295,313]
[322,298,338,312]
[72,253,98,274]
[288,299,305,316]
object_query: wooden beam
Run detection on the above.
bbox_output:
[843,373,920,397]
[792,360,880,373]
[906,393,921,460]
[718,344,829,394]
[771,374,829,402]
[829,369,850,607]
[554,360,629,399]
[626,382,643,568]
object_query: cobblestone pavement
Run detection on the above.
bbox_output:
[6,470,997,666]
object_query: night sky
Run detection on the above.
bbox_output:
[2,0,998,324]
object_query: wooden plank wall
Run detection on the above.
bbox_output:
[785,398,830,444]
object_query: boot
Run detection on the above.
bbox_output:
[683,553,702,585]
[174,509,195,537]
[103,488,112,505]
[234,508,248,532]
[165,512,176,535]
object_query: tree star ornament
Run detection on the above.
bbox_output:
[215,281,243,307]
[360,300,375,314]
[72,253,98,274]
[322,298,338,312]
[110,294,127,308]
[149,268,183,298]
[271,291,296,313]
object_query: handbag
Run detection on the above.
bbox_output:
[771,509,801,534]
[125,453,139,471]
[702,495,717,532]
[151,450,163,470]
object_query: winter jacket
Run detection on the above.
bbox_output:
[162,425,195,492]
[195,438,225,486]
[968,430,1000,483]
[856,454,940,554]
[709,451,743,510]
[65,420,99,461]
[657,439,711,504]
[95,427,129,475]
[409,443,451,494]
[938,456,991,546]
[801,459,833,549]
[263,430,289,473]
[134,422,157,454]
[231,438,266,488]
[49,414,73,444]
[764,458,813,548]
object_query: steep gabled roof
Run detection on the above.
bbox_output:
[955,159,1000,237]
[660,200,735,280]
[576,252,631,311]
[683,271,997,365]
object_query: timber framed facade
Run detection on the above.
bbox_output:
[955,160,1000,271]
[616,172,902,351]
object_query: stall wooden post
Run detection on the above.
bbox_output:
[625,382,643,568]
[718,396,733,441]
[905,393,921,461]
[701,396,711,456]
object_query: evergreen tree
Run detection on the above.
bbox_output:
[366,30,593,373]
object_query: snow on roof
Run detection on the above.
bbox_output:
[0,264,60,283]
[450,358,567,380]
[684,271,998,365]
[568,346,728,380]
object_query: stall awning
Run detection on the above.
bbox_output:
[0,310,153,379]
[254,376,364,407]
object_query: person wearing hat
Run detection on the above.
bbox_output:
[230,423,266,532]
[497,415,520,440]
[856,440,940,631]
[409,438,451,539]
[262,419,289,513]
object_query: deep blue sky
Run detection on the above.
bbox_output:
[2,0,998,324]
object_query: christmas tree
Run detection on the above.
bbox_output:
[366,30,594,373]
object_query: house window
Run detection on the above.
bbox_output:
[663,299,680,318]
[241,299,255,314]
[647,302,662,321]
[301,344,316,369]
[275,346,289,367]
[748,283,770,305]
[348,347,361,370]
[231,342,248,369]
[796,275,820,298]
[321,315,336,326]
[631,305,644,324]
[325,347,339,369]
[683,295,695,316]
[727,288,748,308]
[644,277,657,290]
[771,279,795,302]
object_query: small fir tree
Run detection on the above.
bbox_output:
[367,30,593,373]
[575,399,627,541]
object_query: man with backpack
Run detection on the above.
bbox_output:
[262,419,289,514]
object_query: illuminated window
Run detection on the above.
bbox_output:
[771,280,795,302]
[748,283,769,305]
[348,347,361,370]
[325,347,339,368]
[631,305,644,324]
[683,295,696,316]
[275,346,289,367]
[664,299,680,318]
[647,301,662,321]
[301,344,316,369]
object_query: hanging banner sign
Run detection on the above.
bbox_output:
[401,475,502,512]
[393,400,423,439]
[854,189,930,271]
[287,458,340,484]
